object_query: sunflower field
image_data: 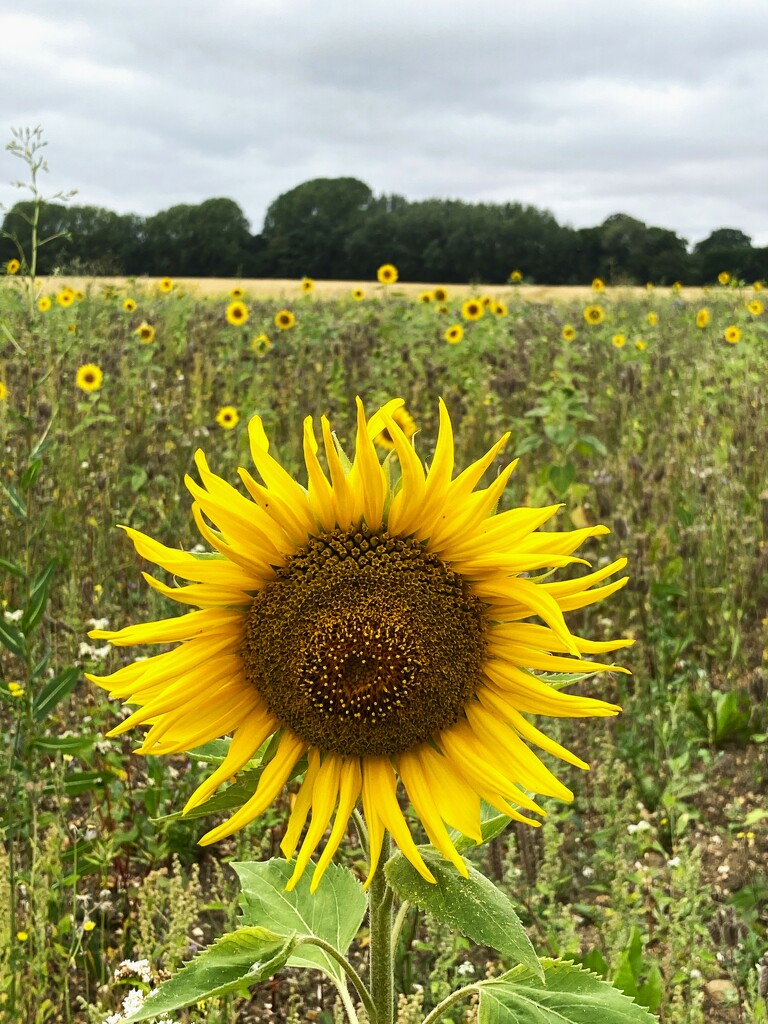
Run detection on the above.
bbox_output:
[1,271,767,1024]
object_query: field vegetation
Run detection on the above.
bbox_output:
[1,263,767,1023]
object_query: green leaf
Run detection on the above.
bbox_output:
[33,667,80,720]
[0,556,26,579]
[1,480,27,521]
[124,927,295,1022]
[31,735,96,755]
[637,964,664,1013]
[234,859,366,986]
[22,559,57,635]
[0,619,26,660]
[478,959,659,1023]
[453,800,513,853]
[20,458,42,493]
[59,770,110,796]
[385,849,542,980]
[548,462,576,497]
[156,764,266,822]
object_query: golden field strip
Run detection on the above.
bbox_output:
[33,276,710,301]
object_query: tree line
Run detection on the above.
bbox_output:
[2,176,765,284]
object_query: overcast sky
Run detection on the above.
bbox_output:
[3,0,768,248]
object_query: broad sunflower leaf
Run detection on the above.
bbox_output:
[233,859,366,987]
[123,926,295,1022]
[478,958,658,1023]
[452,799,513,853]
[385,849,542,980]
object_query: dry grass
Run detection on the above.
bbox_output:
[34,276,709,302]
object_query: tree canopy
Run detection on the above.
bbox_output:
[2,178,765,284]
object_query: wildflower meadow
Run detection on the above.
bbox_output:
[1,138,768,1024]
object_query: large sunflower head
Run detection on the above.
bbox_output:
[90,400,629,892]
[226,301,249,326]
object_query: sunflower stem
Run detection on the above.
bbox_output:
[368,832,394,1024]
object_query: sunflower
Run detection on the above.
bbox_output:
[672,281,683,293]
[251,333,272,356]
[89,399,629,891]
[372,404,416,450]
[123,297,137,313]
[418,291,433,304]
[377,264,398,285]
[583,305,604,325]
[695,308,710,329]
[444,324,464,344]
[301,278,314,293]
[135,322,155,344]
[493,301,508,318]
[718,271,731,286]
[647,312,658,327]
[230,287,245,300]
[748,299,764,316]
[724,325,741,344]
[352,288,365,301]
[754,281,763,292]
[433,287,448,302]
[461,299,484,321]
[275,309,296,330]
[57,288,75,308]
[38,296,52,312]
[6,258,20,275]
[591,277,605,292]
[611,334,626,348]
[216,406,240,429]
[76,364,103,393]
[0,381,7,401]
[509,270,523,283]
[159,277,174,293]
[645,282,654,292]
[226,301,249,326]
[561,325,576,341]
[635,339,647,351]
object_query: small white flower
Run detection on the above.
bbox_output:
[667,856,681,869]
[4,608,23,623]
[78,642,96,658]
[627,820,651,835]
[121,989,145,1016]
[582,866,595,878]
[87,617,110,631]
[457,960,476,977]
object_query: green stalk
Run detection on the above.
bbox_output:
[368,832,394,1024]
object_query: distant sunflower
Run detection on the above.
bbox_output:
[123,298,137,313]
[6,258,20,275]
[494,301,508,318]
[418,291,434,304]
[301,278,314,293]
[251,333,272,356]
[754,281,763,292]
[591,278,605,292]
[561,325,576,341]
[135,322,155,344]
[373,404,416,450]
[159,277,174,293]
[444,324,464,344]
[89,399,629,891]
[216,406,239,429]
[635,339,647,351]
[38,296,52,312]
[461,299,484,321]
[724,325,741,344]
[672,281,683,293]
[433,287,448,302]
[377,263,398,285]
[583,305,605,326]
[0,381,7,401]
[718,271,731,286]
[611,334,626,348]
[76,364,103,393]
[226,301,249,326]
[647,312,658,327]
[695,308,710,329]
[352,288,365,301]
[275,309,295,330]
[509,270,523,283]
[57,288,75,308]
[230,287,245,300]
[645,282,654,292]
[748,299,764,316]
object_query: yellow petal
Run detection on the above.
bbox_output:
[311,758,363,891]
[286,755,342,890]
